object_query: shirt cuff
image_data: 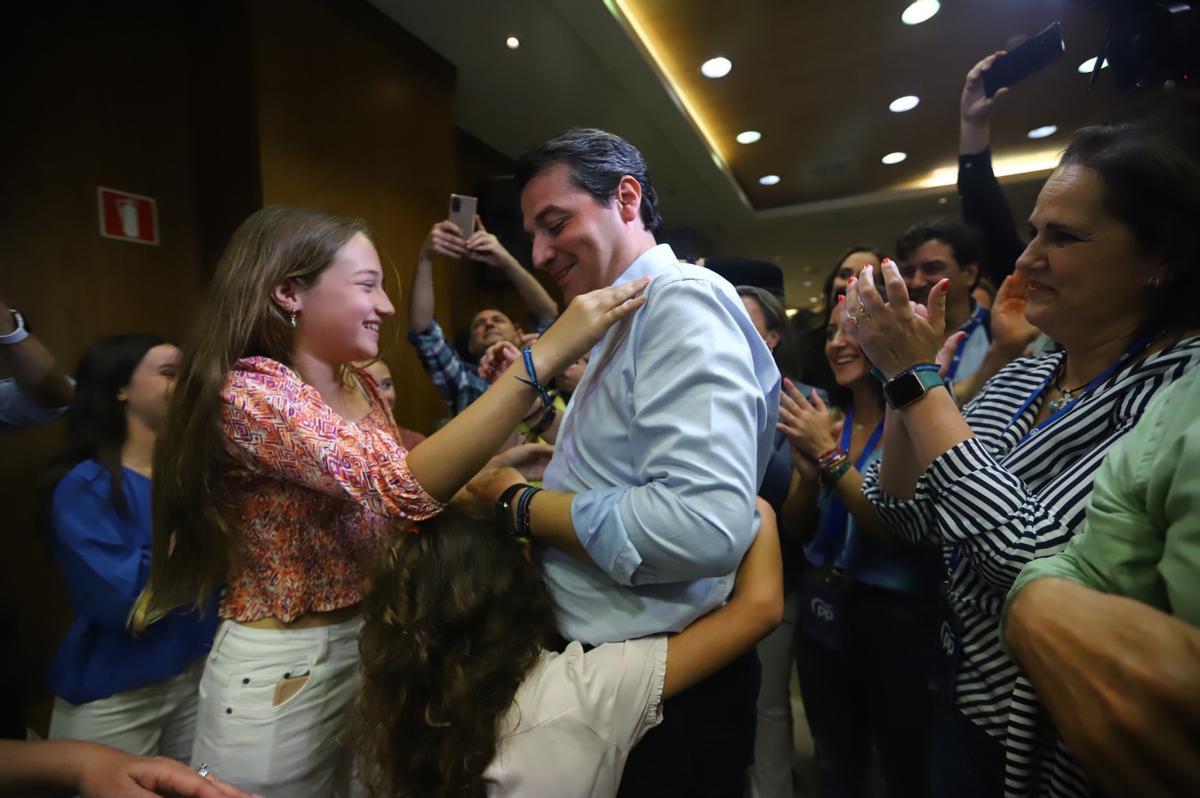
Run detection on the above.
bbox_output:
[919,436,999,498]
[861,460,936,547]
[405,319,444,345]
[958,148,994,168]
[571,486,644,586]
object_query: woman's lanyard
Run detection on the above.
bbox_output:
[841,408,886,472]
[944,305,988,383]
[1000,331,1158,447]
[811,408,884,565]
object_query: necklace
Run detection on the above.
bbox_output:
[1046,363,1090,414]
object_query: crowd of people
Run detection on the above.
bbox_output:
[2,52,1199,798]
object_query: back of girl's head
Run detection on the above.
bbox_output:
[39,333,167,529]
[358,506,557,798]
[131,206,370,631]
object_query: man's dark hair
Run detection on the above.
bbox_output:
[515,128,663,234]
[894,219,984,272]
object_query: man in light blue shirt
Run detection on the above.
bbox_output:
[500,128,780,797]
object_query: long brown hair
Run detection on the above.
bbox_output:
[130,206,370,630]
[357,506,558,797]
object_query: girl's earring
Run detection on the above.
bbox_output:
[290,311,298,329]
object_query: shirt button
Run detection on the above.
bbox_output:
[242,678,250,685]
[225,708,232,714]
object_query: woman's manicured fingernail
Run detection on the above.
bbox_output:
[837,294,845,304]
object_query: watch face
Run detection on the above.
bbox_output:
[884,372,924,408]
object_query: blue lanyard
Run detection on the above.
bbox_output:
[944,305,988,382]
[810,409,884,565]
[840,408,885,470]
[1001,331,1157,446]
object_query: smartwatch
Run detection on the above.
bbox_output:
[0,309,29,345]
[883,365,946,409]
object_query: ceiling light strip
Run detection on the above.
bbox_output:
[606,0,753,210]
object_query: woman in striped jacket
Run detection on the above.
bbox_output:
[847,118,1200,798]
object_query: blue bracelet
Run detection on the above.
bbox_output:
[873,362,940,384]
[517,346,554,408]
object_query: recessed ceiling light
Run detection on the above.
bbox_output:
[786,308,799,317]
[700,57,732,79]
[881,152,908,165]
[759,174,781,186]
[736,130,762,144]
[505,36,520,50]
[889,95,920,112]
[1027,124,1058,140]
[901,1,940,26]
[1077,57,1109,74]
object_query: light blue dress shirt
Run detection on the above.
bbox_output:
[0,377,69,430]
[542,244,781,644]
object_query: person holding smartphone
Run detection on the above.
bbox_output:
[407,211,560,415]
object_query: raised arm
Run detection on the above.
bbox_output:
[0,298,73,408]
[408,221,468,333]
[407,279,648,501]
[958,52,1026,283]
[663,498,784,697]
[465,217,558,323]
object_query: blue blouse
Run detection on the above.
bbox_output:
[47,460,218,705]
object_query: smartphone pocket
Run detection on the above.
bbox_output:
[272,671,311,708]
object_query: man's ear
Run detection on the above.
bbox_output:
[964,261,980,290]
[614,176,643,225]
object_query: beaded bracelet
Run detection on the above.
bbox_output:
[820,457,852,485]
[817,446,848,470]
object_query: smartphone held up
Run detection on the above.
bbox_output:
[448,193,477,238]
[983,21,1066,97]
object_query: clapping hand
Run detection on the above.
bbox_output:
[777,379,838,463]
[990,272,1040,355]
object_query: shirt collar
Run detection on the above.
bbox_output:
[609,243,678,288]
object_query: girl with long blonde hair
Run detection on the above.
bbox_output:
[131,206,646,796]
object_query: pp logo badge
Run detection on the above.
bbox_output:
[939,620,957,658]
[810,598,835,622]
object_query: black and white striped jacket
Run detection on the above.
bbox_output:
[863,335,1200,797]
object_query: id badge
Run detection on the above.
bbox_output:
[798,566,852,651]
[934,581,964,696]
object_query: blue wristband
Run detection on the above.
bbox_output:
[516,346,553,409]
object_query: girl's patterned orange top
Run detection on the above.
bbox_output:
[218,357,442,622]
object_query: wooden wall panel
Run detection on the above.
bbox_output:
[250,0,464,433]
[1,3,211,727]
[1,0,500,728]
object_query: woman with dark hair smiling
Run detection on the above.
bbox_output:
[850,117,1200,797]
